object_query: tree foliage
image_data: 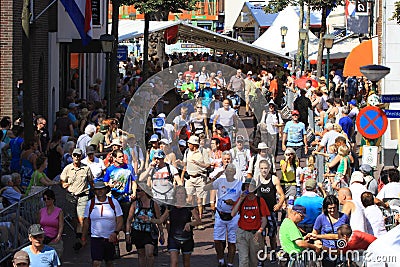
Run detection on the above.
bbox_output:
[264,0,343,13]
[130,0,198,16]
[391,1,400,24]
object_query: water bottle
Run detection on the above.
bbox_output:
[288,196,294,209]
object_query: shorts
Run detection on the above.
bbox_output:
[132,230,156,249]
[76,195,89,218]
[214,212,239,243]
[91,237,115,262]
[167,235,194,254]
[185,176,206,198]
[266,212,278,237]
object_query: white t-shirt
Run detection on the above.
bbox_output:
[84,197,123,238]
[215,107,236,127]
[320,130,340,148]
[364,205,387,237]
[173,115,189,129]
[376,182,400,200]
[213,178,242,213]
[365,225,400,267]
[230,147,251,172]
[151,164,179,200]
[81,157,106,179]
[262,111,283,135]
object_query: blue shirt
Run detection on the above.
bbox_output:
[103,163,136,202]
[294,193,323,225]
[283,121,306,146]
[313,212,349,248]
[339,116,353,137]
[22,245,60,267]
[1,186,21,205]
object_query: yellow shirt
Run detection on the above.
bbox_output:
[280,159,296,183]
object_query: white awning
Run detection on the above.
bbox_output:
[111,20,291,62]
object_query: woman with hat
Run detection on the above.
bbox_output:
[145,134,160,169]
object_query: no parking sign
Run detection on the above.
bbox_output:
[356,106,388,139]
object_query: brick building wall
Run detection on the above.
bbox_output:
[0,0,49,121]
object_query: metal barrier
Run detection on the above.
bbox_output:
[0,187,47,264]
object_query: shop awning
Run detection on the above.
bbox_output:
[112,20,291,62]
[343,39,373,77]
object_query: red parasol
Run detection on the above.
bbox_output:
[295,76,319,89]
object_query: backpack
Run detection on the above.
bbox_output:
[88,196,116,219]
[150,163,173,183]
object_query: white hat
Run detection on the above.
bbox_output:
[187,136,200,145]
[149,134,159,142]
[257,142,269,150]
[160,138,171,145]
[247,71,253,75]
[350,171,365,184]
[157,113,166,118]
[178,139,187,146]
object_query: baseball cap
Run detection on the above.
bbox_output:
[149,134,159,142]
[185,73,192,77]
[187,136,200,145]
[350,171,365,184]
[349,100,357,106]
[28,224,45,236]
[236,135,245,142]
[195,73,200,78]
[241,178,257,192]
[160,138,171,145]
[157,113,166,118]
[217,70,222,74]
[215,124,224,130]
[68,102,79,109]
[153,149,166,159]
[292,110,300,115]
[305,179,317,190]
[178,139,187,146]
[13,251,29,265]
[178,72,183,75]
[292,205,307,216]
[86,146,96,154]
[247,71,253,75]
[360,164,372,174]
[72,148,82,155]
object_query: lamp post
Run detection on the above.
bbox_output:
[299,28,307,73]
[100,33,115,115]
[360,64,391,94]
[323,34,335,91]
[280,26,288,49]
[367,0,375,38]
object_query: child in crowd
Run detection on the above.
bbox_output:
[300,155,317,195]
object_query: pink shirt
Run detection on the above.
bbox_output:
[40,207,61,239]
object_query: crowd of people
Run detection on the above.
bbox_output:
[1,58,400,267]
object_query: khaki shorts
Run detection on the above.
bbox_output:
[185,176,206,199]
[76,195,89,218]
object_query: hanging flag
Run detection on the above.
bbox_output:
[60,0,93,45]
[345,0,356,18]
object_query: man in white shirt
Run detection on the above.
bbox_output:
[213,99,238,141]
[81,146,106,181]
[230,135,251,182]
[361,191,387,237]
[82,181,123,266]
[376,168,400,203]
[316,123,340,152]
[259,100,284,156]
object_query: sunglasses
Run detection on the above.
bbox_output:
[292,114,299,116]
[285,153,294,156]
[43,197,52,201]
[72,153,81,157]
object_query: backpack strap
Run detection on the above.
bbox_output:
[89,196,116,219]
[238,196,262,218]
[251,154,258,176]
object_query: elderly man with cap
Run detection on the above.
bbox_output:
[230,135,251,181]
[13,250,30,267]
[76,124,97,157]
[60,147,94,251]
[294,179,324,234]
[139,149,181,205]
[247,142,275,186]
[231,178,269,267]
[282,109,308,160]
[22,224,60,266]
[182,136,210,223]
[259,100,284,157]
[81,146,106,181]
[203,163,242,267]
[279,205,321,262]
[81,181,123,267]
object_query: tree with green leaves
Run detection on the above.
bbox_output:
[129,0,197,81]
[265,0,343,77]
[391,1,400,24]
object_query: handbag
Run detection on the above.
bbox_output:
[216,209,233,221]
[173,233,192,244]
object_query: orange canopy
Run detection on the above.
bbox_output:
[343,40,373,77]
